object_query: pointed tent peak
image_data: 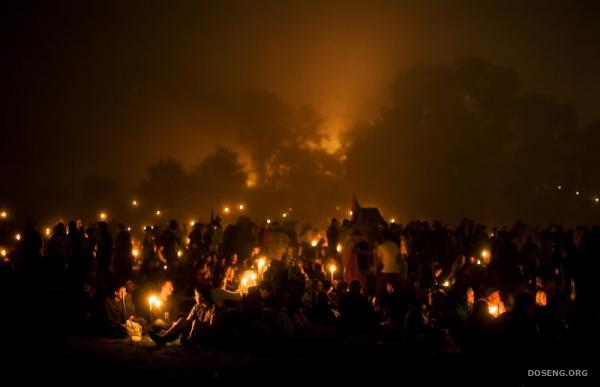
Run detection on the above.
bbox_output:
[352,197,361,211]
[351,197,386,229]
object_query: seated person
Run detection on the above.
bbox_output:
[338,280,373,334]
[150,279,176,331]
[241,281,279,336]
[104,284,147,338]
[211,276,243,309]
[150,285,219,347]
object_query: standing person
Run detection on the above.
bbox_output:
[95,222,113,298]
[188,222,204,262]
[342,231,361,285]
[96,222,113,274]
[16,217,43,275]
[211,220,223,256]
[82,226,97,274]
[141,226,157,277]
[160,220,181,272]
[343,231,372,293]
[46,222,72,279]
[114,224,133,283]
[326,218,340,258]
[374,235,406,297]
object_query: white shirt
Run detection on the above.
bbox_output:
[376,241,402,274]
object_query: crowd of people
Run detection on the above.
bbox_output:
[0,214,598,360]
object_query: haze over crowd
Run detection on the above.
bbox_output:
[3,1,600,226]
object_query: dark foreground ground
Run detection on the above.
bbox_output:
[1,327,597,387]
[0,279,596,386]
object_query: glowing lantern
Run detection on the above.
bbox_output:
[155,210,161,216]
[15,233,21,241]
[45,228,51,237]
[132,248,139,258]
[190,220,196,227]
[0,249,6,257]
[163,265,167,270]
[282,213,287,218]
[132,200,138,207]
[239,204,245,210]
[99,212,107,221]
[336,243,342,253]
[442,280,450,287]
[390,218,396,223]
[0,211,7,219]
[311,239,318,247]
[266,219,271,224]
[488,304,499,317]
[177,250,183,258]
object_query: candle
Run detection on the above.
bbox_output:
[148,295,157,313]
[329,264,337,282]
[257,257,266,272]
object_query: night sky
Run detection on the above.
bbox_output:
[2,0,600,226]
